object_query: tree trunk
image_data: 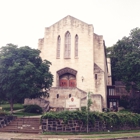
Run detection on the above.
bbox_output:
[9,100,13,114]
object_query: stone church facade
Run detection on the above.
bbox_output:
[25,15,112,112]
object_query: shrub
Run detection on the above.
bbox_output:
[24,105,43,114]
[41,111,140,128]
[119,95,140,114]
[129,96,140,114]
[0,110,7,116]
[23,105,28,108]
[81,106,86,112]
[102,108,110,112]
[119,95,130,109]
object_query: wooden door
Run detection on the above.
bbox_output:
[59,79,68,87]
[69,79,76,87]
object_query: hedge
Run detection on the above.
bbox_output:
[41,111,140,128]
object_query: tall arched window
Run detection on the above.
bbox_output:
[65,31,71,58]
[75,35,78,57]
[57,36,61,58]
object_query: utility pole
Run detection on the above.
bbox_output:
[87,92,89,133]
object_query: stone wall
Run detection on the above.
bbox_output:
[41,119,140,132]
[24,98,50,112]
[24,87,104,112]
[90,94,103,112]
[107,58,112,85]
[93,33,108,108]
[47,87,87,109]
[42,119,106,132]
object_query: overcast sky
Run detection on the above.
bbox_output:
[0,0,139,49]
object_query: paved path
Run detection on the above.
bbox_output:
[1,111,140,140]
[0,132,140,140]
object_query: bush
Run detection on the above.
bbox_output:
[102,108,110,112]
[23,105,28,108]
[41,111,140,128]
[119,95,140,114]
[119,95,129,109]
[119,109,130,113]
[129,96,140,114]
[0,110,7,116]
[24,105,43,114]
[81,106,86,112]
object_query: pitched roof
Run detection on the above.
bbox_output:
[48,15,91,28]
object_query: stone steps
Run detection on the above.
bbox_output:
[0,117,41,133]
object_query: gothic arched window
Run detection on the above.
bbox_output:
[65,31,71,58]
[57,35,61,58]
[75,35,78,57]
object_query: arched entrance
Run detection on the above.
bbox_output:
[57,67,77,87]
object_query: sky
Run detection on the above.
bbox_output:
[0,0,140,49]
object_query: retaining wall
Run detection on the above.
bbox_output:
[41,119,140,132]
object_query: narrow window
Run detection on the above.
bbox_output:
[95,74,97,79]
[65,31,71,58]
[57,94,59,98]
[75,35,78,57]
[57,36,61,58]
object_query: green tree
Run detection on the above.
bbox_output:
[0,44,53,113]
[106,27,140,91]
[87,92,92,111]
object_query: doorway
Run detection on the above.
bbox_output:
[59,73,76,87]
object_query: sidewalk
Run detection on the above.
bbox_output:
[2,110,140,140]
[0,132,140,140]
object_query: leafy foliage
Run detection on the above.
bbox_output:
[128,96,140,113]
[119,95,140,114]
[88,95,93,111]
[42,110,92,125]
[81,106,86,112]
[0,44,53,113]
[41,111,140,128]
[0,110,7,116]
[119,95,130,109]
[106,27,140,91]
[24,105,43,114]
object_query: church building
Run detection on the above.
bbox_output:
[37,15,112,112]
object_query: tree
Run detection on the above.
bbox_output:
[106,27,140,91]
[0,44,53,113]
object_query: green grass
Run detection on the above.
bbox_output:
[0,103,42,117]
[0,103,24,111]
[43,130,140,135]
[13,111,42,117]
[83,132,140,139]
[118,109,131,113]
[43,130,140,139]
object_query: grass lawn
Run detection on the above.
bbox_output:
[83,131,140,139]
[13,111,42,117]
[43,130,140,135]
[0,103,42,117]
[43,130,140,139]
[0,103,24,111]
